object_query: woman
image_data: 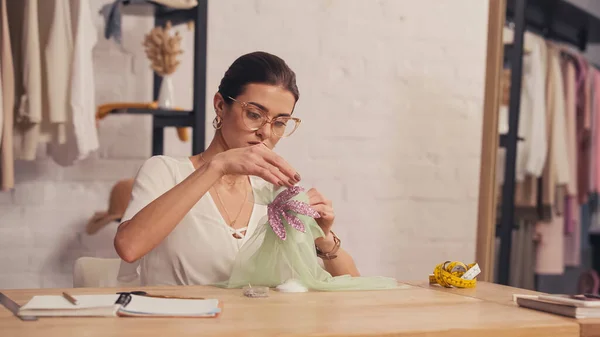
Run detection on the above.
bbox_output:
[115,51,360,286]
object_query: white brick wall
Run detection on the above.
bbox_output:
[0,0,488,289]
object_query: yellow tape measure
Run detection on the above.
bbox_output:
[429,261,481,288]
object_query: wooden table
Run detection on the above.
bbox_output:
[406,280,543,306]
[0,282,580,337]
[408,280,600,337]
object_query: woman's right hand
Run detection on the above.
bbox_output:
[210,144,300,187]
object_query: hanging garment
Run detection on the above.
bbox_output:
[550,46,570,190]
[517,32,548,181]
[500,33,548,221]
[513,175,539,221]
[496,32,547,193]
[509,226,523,287]
[587,72,600,233]
[564,195,581,266]
[569,202,591,266]
[514,43,568,221]
[534,44,570,275]
[594,69,600,200]
[45,0,73,146]
[48,0,99,165]
[505,33,548,222]
[562,55,578,234]
[522,222,537,290]
[559,47,596,267]
[509,221,536,290]
[555,185,566,215]
[535,212,565,275]
[0,60,3,149]
[13,0,43,161]
[559,50,593,204]
[6,0,25,146]
[100,0,147,45]
[578,61,593,205]
[591,195,600,234]
[562,49,594,267]
[590,70,600,233]
[100,0,197,45]
[539,44,557,220]
[0,0,14,191]
[536,45,570,219]
[549,44,570,220]
[590,72,598,194]
[70,0,99,161]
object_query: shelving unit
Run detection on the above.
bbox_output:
[109,1,208,156]
[496,0,600,286]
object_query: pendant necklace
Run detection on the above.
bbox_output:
[199,152,249,239]
[212,180,249,239]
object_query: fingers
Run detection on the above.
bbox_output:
[310,204,335,219]
[253,145,300,183]
[307,188,332,206]
[251,163,282,187]
[254,161,294,188]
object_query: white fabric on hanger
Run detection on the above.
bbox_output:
[496,31,548,184]
[549,44,570,186]
[48,0,99,166]
[44,0,73,146]
[0,0,14,190]
[517,32,548,180]
[15,0,42,161]
[69,0,99,161]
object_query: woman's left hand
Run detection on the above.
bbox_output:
[307,188,335,245]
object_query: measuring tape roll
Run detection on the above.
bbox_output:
[429,261,480,289]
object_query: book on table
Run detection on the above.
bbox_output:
[17,293,221,318]
[514,293,600,319]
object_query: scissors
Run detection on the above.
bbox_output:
[116,291,204,300]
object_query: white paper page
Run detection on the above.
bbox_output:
[20,294,120,310]
[120,295,220,316]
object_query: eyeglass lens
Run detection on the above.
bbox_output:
[242,106,297,137]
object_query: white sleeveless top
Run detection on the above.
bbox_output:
[116,155,270,286]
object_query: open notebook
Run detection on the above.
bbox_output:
[18,293,221,318]
[514,294,600,319]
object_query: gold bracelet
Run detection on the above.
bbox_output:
[316,231,341,260]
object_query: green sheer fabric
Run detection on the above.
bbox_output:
[213,185,399,291]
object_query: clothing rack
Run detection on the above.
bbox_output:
[108,1,208,156]
[497,0,600,286]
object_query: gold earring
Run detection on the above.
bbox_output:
[212,116,223,129]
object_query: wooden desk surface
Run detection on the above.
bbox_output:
[0,283,580,337]
[406,280,543,306]
[408,280,600,337]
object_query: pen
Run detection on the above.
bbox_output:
[117,291,204,300]
[62,292,78,305]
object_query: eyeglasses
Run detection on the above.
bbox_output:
[227,96,301,138]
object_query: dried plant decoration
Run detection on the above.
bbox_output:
[143,21,183,76]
